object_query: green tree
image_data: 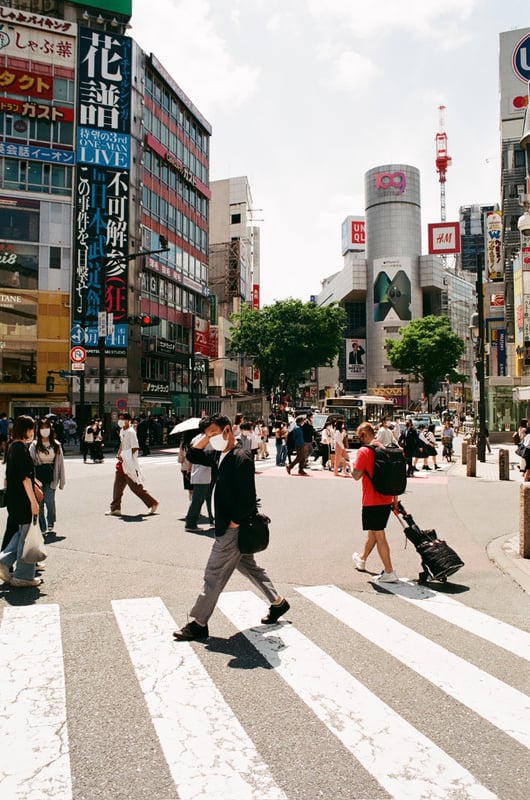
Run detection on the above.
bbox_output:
[229,299,346,400]
[385,316,465,406]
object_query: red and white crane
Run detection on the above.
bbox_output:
[435,105,452,222]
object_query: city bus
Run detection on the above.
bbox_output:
[324,395,395,446]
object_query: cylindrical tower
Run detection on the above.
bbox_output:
[364,164,422,391]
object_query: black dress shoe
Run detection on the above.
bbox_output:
[261,599,290,624]
[173,621,209,641]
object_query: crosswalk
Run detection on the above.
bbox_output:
[1,585,529,799]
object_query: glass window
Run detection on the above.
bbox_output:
[0,207,39,242]
[50,246,61,269]
[514,149,526,168]
[54,78,74,103]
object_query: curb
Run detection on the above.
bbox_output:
[487,532,530,596]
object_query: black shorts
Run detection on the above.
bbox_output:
[362,504,392,531]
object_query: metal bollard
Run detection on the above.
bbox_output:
[466,444,477,477]
[519,483,530,558]
[461,439,468,465]
[498,448,509,480]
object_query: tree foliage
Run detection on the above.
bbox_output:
[385,315,465,398]
[229,299,346,399]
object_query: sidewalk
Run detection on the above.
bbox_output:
[447,440,530,595]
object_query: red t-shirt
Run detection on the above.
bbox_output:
[354,445,394,506]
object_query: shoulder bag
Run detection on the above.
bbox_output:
[238,511,271,554]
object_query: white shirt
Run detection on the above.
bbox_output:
[375,426,397,446]
[120,425,139,453]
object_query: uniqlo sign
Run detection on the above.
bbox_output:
[428,222,461,255]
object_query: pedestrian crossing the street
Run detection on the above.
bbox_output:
[1,586,529,799]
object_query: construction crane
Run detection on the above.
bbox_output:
[435,105,452,222]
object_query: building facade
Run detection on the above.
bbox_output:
[0,0,212,427]
[208,176,260,398]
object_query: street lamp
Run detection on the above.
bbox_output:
[469,309,487,462]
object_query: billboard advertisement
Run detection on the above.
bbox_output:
[500,29,530,121]
[427,222,461,255]
[345,338,366,380]
[72,26,131,355]
[373,257,412,322]
[341,216,365,254]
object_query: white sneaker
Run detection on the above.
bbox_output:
[105,509,121,516]
[375,570,399,583]
[352,552,366,571]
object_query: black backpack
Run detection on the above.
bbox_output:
[286,428,296,453]
[365,443,407,496]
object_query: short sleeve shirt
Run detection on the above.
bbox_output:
[354,445,394,507]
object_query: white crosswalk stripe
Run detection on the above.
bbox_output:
[217,591,495,800]
[0,604,72,800]
[112,597,286,800]
[3,587,530,799]
[375,580,530,661]
[297,585,530,749]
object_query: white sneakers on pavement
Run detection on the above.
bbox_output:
[352,552,366,571]
[374,570,399,583]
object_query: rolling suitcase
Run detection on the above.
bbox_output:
[394,502,464,583]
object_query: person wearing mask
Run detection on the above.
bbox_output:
[174,414,289,641]
[0,415,43,588]
[105,413,159,516]
[400,419,421,477]
[375,417,400,447]
[184,420,214,533]
[29,419,66,533]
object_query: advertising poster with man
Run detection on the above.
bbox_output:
[346,338,366,380]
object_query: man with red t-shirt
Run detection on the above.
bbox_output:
[351,422,399,582]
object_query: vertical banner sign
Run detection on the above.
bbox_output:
[497,329,507,376]
[485,212,503,280]
[345,338,366,380]
[73,27,131,355]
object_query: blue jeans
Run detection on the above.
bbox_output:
[276,440,287,465]
[0,522,37,580]
[185,483,213,527]
[39,483,56,532]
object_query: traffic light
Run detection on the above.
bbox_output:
[46,375,55,392]
[137,314,160,327]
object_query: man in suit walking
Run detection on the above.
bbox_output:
[174,414,289,641]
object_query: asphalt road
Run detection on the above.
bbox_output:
[1,446,529,800]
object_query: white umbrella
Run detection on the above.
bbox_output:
[170,417,203,435]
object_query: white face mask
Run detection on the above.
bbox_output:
[118,420,125,428]
[209,431,227,451]
[40,428,51,438]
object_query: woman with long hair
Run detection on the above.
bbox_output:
[0,415,42,588]
[29,418,66,533]
[333,419,350,476]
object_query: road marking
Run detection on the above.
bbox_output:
[218,591,495,800]
[297,585,530,750]
[375,581,530,661]
[112,597,286,800]
[0,604,72,800]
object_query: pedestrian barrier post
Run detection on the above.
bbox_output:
[466,444,476,477]
[519,483,530,558]
[461,439,468,465]
[499,448,509,481]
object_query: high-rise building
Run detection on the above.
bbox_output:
[208,176,259,396]
[0,1,212,426]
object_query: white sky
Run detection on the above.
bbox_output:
[130,0,529,305]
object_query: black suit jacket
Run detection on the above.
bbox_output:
[187,444,257,536]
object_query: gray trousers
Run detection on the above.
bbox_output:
[190,527,279,624]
